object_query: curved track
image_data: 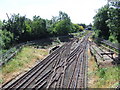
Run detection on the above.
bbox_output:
[2,33,91,89]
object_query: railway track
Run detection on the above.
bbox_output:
[2,33,91,89]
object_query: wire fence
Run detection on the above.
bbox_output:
[0,35,76,67]
[0,41,37,67]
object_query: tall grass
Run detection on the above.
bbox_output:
[88,52,120,88]
[1,46,48,84]
[96,66,120,88]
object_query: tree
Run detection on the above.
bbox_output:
[93,2,120,42]
[3,14,26,41]
[107,5,120,43]
[31,15,47,39]
[1,11,74,51]
[72,24,84,32]
[72,24,80,33]
[54,19,71,35]
[79,26,84,31]
[0,30,13,49]
[22,18,32,41]
[78,23,86,28]
[48,11,73,36]
[93,5,110,39]
[58,11,69,21]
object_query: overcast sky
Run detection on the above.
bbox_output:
[0,0,107,25]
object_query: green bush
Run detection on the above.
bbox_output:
[109,34,118,43]
[0,30,13,49]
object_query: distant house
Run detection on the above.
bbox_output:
[85,26,92,30]
[88,26,92,30]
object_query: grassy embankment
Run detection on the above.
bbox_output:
[0,31,90,85]
[88,46,120,88]
[1,46,48,84]
[0,37,64,85]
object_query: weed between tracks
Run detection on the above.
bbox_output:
[88,48,99,88]
[1,46,48,84]
[1,35,74,85]
[88,48,120,88]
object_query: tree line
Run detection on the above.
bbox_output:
[93,1,120,44]
[0,11,85,53]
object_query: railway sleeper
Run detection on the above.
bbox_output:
[36,81,47,89]
[32,70,52,88]
[15,54,59,88]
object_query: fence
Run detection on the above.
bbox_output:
[94,38,120,51]
[0,35,75,67]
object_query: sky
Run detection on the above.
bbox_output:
[0,0,108,25]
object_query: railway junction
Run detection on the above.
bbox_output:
[2,32,120,89]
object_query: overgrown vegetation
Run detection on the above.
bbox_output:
[88,54,120,88]
[0,30,13,52]
[1,46,48,84]
[0,11,84,54]
[93,2,120,44]
[96,66,120,88]
[1,34,73,84]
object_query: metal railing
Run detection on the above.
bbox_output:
[0,35,76,67]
